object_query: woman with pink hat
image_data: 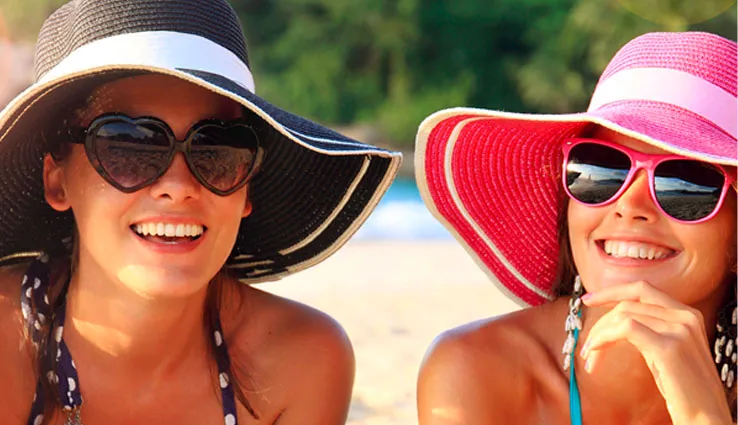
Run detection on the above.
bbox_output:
[415,32,736,424]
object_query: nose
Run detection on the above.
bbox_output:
[148,153,201,203]
[612,170,660,222]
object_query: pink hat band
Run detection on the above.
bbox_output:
[588,67,736,139]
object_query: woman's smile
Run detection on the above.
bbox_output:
[599,239,676,260]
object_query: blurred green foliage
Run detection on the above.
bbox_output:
[1,0,736,147]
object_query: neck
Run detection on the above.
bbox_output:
[61,257,211,379]
[573,285,728,424]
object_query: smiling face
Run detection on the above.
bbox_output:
[43,74,252,298]
[567,127,737,306]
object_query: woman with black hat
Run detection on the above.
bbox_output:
[0,1,401,424]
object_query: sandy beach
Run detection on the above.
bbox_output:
[263,241,521,425]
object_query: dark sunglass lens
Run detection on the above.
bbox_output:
[654,160,725,221]
[93,121,171,189]
[189,124,258,193]
[566,143,631,204]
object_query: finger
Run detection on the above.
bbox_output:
[581,311,674,361]
[582,280,686,310]
[584,293,708,346]
[598,300,705,333]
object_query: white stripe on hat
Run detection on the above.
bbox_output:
[442,118,553,302]
[38,31,255,93]
[588,67,737,139]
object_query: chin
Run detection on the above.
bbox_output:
[116,264,215,298]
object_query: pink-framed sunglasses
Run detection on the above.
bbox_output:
[562,138,735,223]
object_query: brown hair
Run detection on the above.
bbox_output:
[552,190,737,419]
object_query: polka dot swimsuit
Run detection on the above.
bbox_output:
[22,254,239,425]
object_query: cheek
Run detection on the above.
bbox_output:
[209,189,249,240]
[567,201,601,262]
[679,201,737,279]
[63,148,134,230]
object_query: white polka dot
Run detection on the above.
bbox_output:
[71,359,77,369]
[22,275,28,285]
[38,313,46,324]
[34,320,41,331]
[25,287,32,298]
[21,305,31,320]
[214,330,223,347]
[219,372,229,388]
[55,326,64,343]
[68,377,76,391]
[33,278,41,289]
[43,295,49,305]
[57,348,62,360]
[33,414,43,425]
[47,371,58,384]
[225,414,236,425]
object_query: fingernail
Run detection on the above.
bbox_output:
[579,341,589,358]
[581,293,593,301]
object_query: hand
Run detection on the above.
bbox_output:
[579,281,732,425]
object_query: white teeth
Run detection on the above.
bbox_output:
[133,222,204,238]
[603,240,672,260]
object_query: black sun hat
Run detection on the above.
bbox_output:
[0,0,401,282]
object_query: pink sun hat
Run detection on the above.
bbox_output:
[415,31,737,307]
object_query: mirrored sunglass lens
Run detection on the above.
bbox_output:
[654,160,724,221]
[566,143,631,204]
[93,121,171,189]
[189,125,258,192]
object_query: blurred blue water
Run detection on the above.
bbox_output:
[354,178,452,240]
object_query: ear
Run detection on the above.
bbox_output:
[43,153,71,212]
[241,186,253,218]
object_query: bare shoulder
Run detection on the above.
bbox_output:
[222,281,354,424]
[225,283,353,361]
[418,301,568,425]
[0,262,35,424]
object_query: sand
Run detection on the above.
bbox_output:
[262,241,521,425]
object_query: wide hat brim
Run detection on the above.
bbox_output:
[0,64,401,283]
[415,104,737,307]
